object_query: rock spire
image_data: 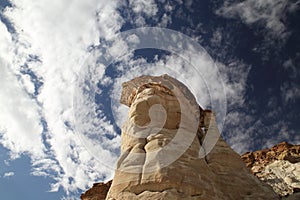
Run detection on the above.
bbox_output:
[81,74,280,200]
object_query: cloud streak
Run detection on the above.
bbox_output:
[216,0,300,38]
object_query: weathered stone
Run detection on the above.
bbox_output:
[241,142,300,171]
[82,140,299,200]
[81,180,112,200]
[105,74,278,200]
[241,142,300,197]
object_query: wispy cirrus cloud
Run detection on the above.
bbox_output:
[280,82,300,104]
[216,0,300,39]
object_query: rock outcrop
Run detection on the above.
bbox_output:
[81,140,300,200]
[242,142,300,198]
[98,74,278,200]
[81,181,112,200]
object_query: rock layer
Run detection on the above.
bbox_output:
[81,181,112,200]
[104,74,278,200]
[242,142,300,197]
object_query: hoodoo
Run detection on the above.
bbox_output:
[82,75,280,200]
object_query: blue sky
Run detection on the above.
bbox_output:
[0,146,65,199]
[0,0,299,199]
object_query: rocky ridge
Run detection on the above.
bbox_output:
[241,142,300,198]
[81,181,112,200]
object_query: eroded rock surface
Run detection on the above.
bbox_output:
[104,74,278,200]
[81,140,299,200]
[81,180,112,200]
[242,142,300,197]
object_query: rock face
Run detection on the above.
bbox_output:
[81,140,299,200]
[81,141,300,200]
[241,142,300,197]
[102,74,278,200]
[81,181,112,200]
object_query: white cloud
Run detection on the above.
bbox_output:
[0,60,45,159]
[216,60,250,108]
[0,22,45,160]
[283,58,299,79]
[224,105,300,154]
[216,0,300,38]
[123,0,174,28]
[280,82,300,104]
[1,0,124,196]
[223,111,255,154]
[261,121,300,149]
[4,160,10,166]
[3,171,15,178]
[20,74,35,94]
[129,0,158,17]
[157,13,172,27]
[210,28,222,47]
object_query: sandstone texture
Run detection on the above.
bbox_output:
[82,141,300,200]
[103,74,278,200]
[81,181,112,200]
[241,142,300,197]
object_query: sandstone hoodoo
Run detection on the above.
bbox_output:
[81,74,280,200]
